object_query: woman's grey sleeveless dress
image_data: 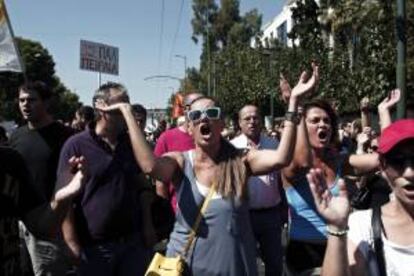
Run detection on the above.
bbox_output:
[166,151,257,276]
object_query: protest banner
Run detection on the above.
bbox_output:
[80,40,119,75]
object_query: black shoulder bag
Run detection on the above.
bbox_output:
[372,206,387,276]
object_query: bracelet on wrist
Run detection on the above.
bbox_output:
[284,111,301,124]
[326,226,349,237]
[297,106,304,116]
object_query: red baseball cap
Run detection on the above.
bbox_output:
[378,119,414,154]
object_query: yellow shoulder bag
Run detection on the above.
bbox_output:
[145,181,217,276]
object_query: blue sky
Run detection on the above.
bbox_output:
[6,0,286,108]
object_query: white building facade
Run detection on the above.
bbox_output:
[259,0,320,47]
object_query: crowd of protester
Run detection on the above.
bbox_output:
[1,63,414,276]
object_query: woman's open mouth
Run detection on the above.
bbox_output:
[402,184,414,192]
[401,183,414,199]
[200,124,212,136]
[318,130,328,142]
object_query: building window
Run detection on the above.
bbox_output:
[277,21,288,46]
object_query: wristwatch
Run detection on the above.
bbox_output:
[285,111,301,124]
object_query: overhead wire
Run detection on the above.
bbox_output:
[157,0,165,75]
[156,0,166,95]
[167,0,185,74]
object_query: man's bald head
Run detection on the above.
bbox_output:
[238,104,261,119]
[238,104,262,141]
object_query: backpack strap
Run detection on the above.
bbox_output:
[372,206,387,276]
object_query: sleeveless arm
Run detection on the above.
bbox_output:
[282,114,312,182]
[346,153,379,176]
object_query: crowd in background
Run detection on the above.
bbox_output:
[1,64,414,276]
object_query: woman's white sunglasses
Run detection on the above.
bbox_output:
[187,107,221,122]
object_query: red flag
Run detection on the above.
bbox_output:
[172,92,184,119]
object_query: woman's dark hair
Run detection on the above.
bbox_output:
[304,99,339,146]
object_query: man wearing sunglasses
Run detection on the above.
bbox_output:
[231,104,286,276]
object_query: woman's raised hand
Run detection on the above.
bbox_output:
[307,168,350,228]
[290,62,319,100]
[378,89,401,112]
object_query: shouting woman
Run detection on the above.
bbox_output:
[96,64,318,275]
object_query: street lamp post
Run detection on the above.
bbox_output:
[396,0,407,119]
[175,54,187,93]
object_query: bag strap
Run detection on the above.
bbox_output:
[372,206,387,276]
[182,181,217,258]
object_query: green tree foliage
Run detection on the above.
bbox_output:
[191,0,261,48]
[191,0,218,45]
[0,37,80,122]
[214,44,269,115]
[278,0,402,113]
[190,0,262,104]
[187,0,413,117]
[289,0,325,59]
[180,67,203,94]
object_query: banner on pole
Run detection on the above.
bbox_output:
[0,0,24,72]
[80,40,119,75]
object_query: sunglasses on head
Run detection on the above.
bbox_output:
[187,107,221,122]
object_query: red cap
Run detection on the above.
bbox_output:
[378,119,414,154]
